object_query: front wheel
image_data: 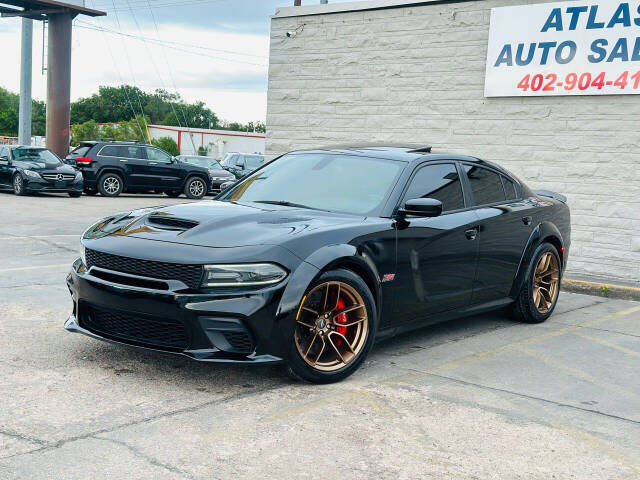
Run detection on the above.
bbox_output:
[98,173,123,197]
[184,177,206,199]
[13,174,26,196]
[510,242,561,323]
[288,269,377,384]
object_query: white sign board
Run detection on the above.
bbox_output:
[484,1,640,96]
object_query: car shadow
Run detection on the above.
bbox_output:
[71,310,517,389]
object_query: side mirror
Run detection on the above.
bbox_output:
[398,198,443,218]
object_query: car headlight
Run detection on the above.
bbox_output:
[75,171,83,179]
[202,263,287,287]
[79,241,86,266]
[23,169,40,178]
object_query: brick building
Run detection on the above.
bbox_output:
[266,0,640,285]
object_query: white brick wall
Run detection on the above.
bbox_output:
[266,0,640,284]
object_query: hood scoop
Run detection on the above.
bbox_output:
[147,214,200,231]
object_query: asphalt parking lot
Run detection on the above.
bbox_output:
[1,192,639,479]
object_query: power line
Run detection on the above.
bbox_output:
[74,20,268,60]
[75,23,269,67]
[92,0,230,12]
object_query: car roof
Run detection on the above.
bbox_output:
[6,145,46,149]
[289,145,511,175]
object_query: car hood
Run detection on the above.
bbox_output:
[90,201,365,249]
[14,160,76,173]
[209,170,235,178]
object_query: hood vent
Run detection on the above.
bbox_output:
[147,215,200,231]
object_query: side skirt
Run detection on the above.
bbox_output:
[375,297,514,342]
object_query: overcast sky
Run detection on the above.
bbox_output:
[0,0,367,124]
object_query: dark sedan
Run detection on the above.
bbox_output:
[65,146,570,383]
[0,145,83,197]
[175,155,235,194]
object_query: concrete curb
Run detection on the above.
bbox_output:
[562,278,640,301]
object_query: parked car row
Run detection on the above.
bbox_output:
[0,140,265,199]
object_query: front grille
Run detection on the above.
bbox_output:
[42,173,75,181]
[223,331,253,353]
[85,249,203,289]
[83,306,189,350]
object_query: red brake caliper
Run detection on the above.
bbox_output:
[334,297,347,346]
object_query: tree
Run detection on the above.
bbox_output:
[197,146,208,156]
[0,86,46,137]
[152,136,179,156]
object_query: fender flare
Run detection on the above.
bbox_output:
[276,244,383,324]
[510,221,565,298]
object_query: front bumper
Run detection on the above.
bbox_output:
[65,259,291,364]
[25,176,83,193]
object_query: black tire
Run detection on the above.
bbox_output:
[510,242,562,324]
[184,176,206,200]
[98,173,123,197]
[84,189,98,196]
[287,268,377,384]
[68,191,82,198]
[165,191,181,198]
[13,174,26,196]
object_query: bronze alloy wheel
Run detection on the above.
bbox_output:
[294,281,369,372]
[532,252,560,314]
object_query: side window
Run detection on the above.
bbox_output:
[99,145,120,157]
[463,165,506,205]
[146,147,172,163]
[124,146,145,160]
[502,176,518,200]
[403,163,465,212]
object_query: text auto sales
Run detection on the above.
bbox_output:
[493,3,640,92]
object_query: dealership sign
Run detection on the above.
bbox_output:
[485,1,640,96]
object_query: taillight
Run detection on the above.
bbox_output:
[76,157,93,164]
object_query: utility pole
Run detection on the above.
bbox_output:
[18,17,33,145]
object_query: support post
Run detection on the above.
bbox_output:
[45,12,73,158]
[18,18,33,145]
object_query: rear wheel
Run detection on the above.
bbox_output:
[184,177,206,199]
[98,173,123,197]
[288,269,376,384]
[13,174,26,196]
[511,243,561,323]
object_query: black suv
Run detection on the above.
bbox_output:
[66,141,211,199]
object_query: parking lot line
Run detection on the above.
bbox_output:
[0,264,70,273]
[573,331,640,358]
[431,305,640,373]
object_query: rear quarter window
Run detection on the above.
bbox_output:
[463,165,506,205]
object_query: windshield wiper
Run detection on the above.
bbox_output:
[255,200,319,210]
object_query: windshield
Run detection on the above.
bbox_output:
[181,157,224,170]
[12,148,61,164]
[219,153,406,215]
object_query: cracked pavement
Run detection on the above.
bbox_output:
[1,192,639,479]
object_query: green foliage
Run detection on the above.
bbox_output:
[152,136,179,156]
[0,86,46,137]
[197,146,208,156]
[0,84,265,140]
[601,285,611,297]
[70,117,148,146]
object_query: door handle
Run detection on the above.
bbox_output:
[465,228,478,240]
[119,159,128,162]
[522,216,532,226]
[149,162,157,165]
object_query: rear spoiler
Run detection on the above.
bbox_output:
[535,190,567,203]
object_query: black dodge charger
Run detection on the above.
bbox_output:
[66,146,570,383]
